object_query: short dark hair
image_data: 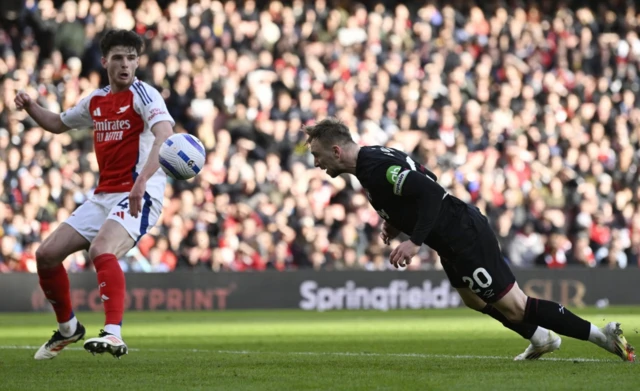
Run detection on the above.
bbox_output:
[100,30,144,57]
[305,118,355,147]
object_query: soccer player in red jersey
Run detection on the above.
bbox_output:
[15,30,175,360]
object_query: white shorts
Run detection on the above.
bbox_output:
[65,192,162,243]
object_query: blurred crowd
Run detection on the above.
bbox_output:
[2,0,640,273]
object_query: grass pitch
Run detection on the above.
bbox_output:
[0,307,638,390]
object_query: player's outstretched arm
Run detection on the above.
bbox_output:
[128,121,174,218]
[14,91,70,134]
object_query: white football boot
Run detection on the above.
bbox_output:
[84,330,128,359]
[34,323,86,360]
[514,330,562,360]
[599,322,636,362]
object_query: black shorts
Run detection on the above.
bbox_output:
[438,203,515,303]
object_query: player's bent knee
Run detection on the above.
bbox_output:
[492,284,527,323]
[35,246,63,269]
[88,245,106,262]
[89,233,134,261]
[500,307,525,323]
[492,298,525,323]
[88,220,136,261]
[88,237,111,261]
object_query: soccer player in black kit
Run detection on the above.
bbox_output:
[306,118,635,362]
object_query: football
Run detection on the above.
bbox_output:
[159,133,206,180]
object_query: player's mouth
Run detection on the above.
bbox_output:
[118,72,130,80]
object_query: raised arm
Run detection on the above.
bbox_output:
[15,91,70,134]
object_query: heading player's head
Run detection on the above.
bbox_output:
[100,30,144,91]
[306,118,358,177]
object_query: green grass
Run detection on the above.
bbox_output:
[0,308,639,391]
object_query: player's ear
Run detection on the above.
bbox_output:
[100,57,107,69]
[332,145,341,158]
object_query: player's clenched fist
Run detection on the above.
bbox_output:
[389,240,420,269]
[14,90,33,111]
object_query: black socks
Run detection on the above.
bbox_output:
[522,297,590,341]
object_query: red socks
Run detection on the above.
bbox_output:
[38,264,74,323]
[39,255,125,329]
[93,253,126,326]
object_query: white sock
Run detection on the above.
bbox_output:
[59,316,78,338]
[104,324,122,339]
[587,323,607,347]
[530,326,550,345]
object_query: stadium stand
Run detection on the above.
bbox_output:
[1,0,640,273]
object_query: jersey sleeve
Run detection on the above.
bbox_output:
[60,93,94,130]
[132,82,176,129]
[401,171,448,245]
[380,164,448,245]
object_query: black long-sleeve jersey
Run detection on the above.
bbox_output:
[355,146,458,254]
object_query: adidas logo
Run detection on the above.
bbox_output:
[113,211,125,219]
[92,107,102,117]
[105,336,121,344]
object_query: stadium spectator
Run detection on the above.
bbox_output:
[2,0,640,272]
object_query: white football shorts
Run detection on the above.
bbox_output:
[65,192,162,243]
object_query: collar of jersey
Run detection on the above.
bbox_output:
[108,77,139,95]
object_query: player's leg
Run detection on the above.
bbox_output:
[37,223,90,328]
[459,207,635,361]
[455,286,549,341]
[442,258,555,359]
[83,192,159,358]
[34,216,94,359]
[493,284,635,361]
[445,204,565,360]
[83,219,132,358]
[83,219,133,358]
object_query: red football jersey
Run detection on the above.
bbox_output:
[60,79,175,200]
